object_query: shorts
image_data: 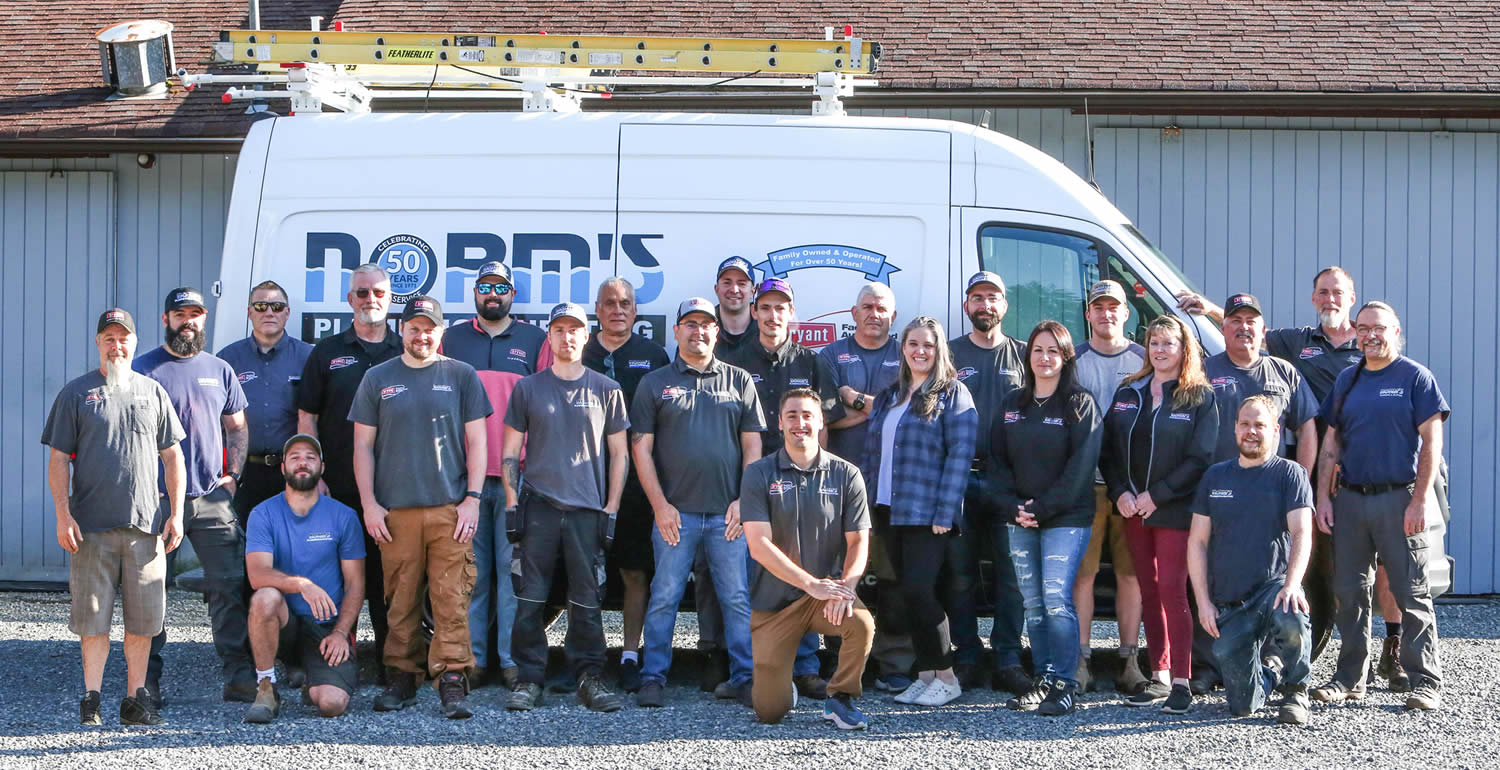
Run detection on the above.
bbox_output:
[609,496,656,573]
[69,526,166,637]
[1079,485,1135,580]
[280,613,360,694]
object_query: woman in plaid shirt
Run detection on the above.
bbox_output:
[859,317,978,708]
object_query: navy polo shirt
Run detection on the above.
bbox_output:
[219,333,314,455]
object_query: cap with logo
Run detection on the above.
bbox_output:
[282,432,323,457]
[1087,280,1129,305]
[476,261,514,285]
[401,295,444,325]
[1223,293,1262,317]
[716,256,754,281]
[965,271,1007,296]
[677,297,717,323]
[163,287,207,313]
[755,277,795,303]
[548,302,590,328]
[96,308,136,335]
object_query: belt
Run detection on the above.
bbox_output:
[1339,480,1415,496]
[246,453,282,466]
[970,458,986,473]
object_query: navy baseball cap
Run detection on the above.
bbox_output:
[163,287,207,312]
[1224,293,1262,317]
[476,261,513,285]
[965,271,1006,296]
[548,302,589,328]
[401,295,443,324]
[755,278,795,303]
[717,256,754,281]
[96,308,135,335]
[677,297,717,323]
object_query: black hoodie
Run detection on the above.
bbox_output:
[987,386,1103,529]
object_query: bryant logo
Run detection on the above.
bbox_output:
[237,371,258,384]
[1112,401,1138,412]
[329,356,357,370]
[956,366,978,381]
[769,480,795,496]
[1298,347,1323,360]
[662,386,687,400]
[1209,489,1233,499]
[837,353,859,364]
[1003,411,1021,423]
[380,384,407,400]
[1210,376,1235,388]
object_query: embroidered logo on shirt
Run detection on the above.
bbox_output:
[572,391,602,408]
[956,367,978,381]
[329,356,357,370]
[508,348,528,359]
[1379,388,1405,398]
[1112,401,1138,412]
[1043,416,1064,426]
[1347,354,1363,363]
[1209,489,1233,499]
[750,374,764,384]
[662,385,687,400]
[882,359,900,367]
[837,353,860,364]
[306,532,334,542]
[380,385,407,400]
[1169,412,1192,421]
[1003,411,1021,423]
[789,378,810,387]
[432,384,453,392]
[818,485,840,495]
[197,377,220,388]
[998,368,1020,378]
[1299,347,1323,360]
[628,360,652,369]
[237,371,258,384]
[769,480,794,496]
[1210,376,1236,389]
[84,392,104,406]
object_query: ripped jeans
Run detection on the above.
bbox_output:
[1007,525,1091,683]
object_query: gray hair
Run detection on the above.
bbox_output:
[596,276,636,303]
[1355,300,1403,355]
[855,282,895,306]
[351,263,390,283]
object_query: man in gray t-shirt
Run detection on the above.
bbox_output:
[350,296,491,719]
[501,302,631,713]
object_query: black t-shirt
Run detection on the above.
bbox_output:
[1264,325,1364,404]
[297,327,403,502]
[584,332,670,510]
[988,387,1102,529]
[714,307,759,359]
[721,336,844,455]
[1192,456,1314,605]
[949,333,1026,459]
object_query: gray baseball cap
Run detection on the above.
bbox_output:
[677,297,717,323]
[965,271,1006,295]
[548,302,589,328]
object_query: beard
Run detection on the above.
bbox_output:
[103,358,133,387]
[1237,438,1273,461]
[284,467,322,491]
[354,308,388,325]
[1318,309,1343,328]
[165,323,206,356]
[968,310,999,333]
[476,296,512,322]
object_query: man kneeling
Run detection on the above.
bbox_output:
[244,434,365,721]
[1187,396,1314,725]
[742,388,875,729]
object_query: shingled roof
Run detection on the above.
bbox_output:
[5,0,1500,142]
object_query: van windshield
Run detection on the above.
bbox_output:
[1120,224,1198,291]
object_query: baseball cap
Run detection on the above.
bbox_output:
[282,432,323,457]
[754,277,795,303]
[717,256,754,281]
[965,271,1007,296]
[1087,280,1129,305]
[1223,293,1263,317]
[676,297,717,323]
[96,308,135,335]
[548,302,589,328]
[163,287,207,312]
[476,261,513,284]
[401,295,444,325]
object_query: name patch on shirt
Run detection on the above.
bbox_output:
[329,356,357,371]
[306,532,334,542]
[237,371,258,384]
[769,480,794,496]
[1379,388,1405,398]
[1210,376,1236,389]
[1298,347,1323,360]
[1209,489,1233,499]
[1169,412,1192,421]
[789,378,810,387]
[661,385,687,400]
[628,360,652,369]
[1003,411,1021,423]
[956,366,978,381]
[197,377,221,388]
[432,384,453,392]
[1043,416,1064,426]
[1112,401,1139,412]
[380,385,407,400]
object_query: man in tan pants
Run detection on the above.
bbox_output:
[742,387,874,729]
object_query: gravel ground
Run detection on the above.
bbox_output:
[1,589,1497,769]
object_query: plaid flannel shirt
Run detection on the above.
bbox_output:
[859,381,978,529]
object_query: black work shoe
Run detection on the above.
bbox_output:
[284,666,307,691]
[1160,684,1193,714]
[79,691,102,726]
[619,658,643,693]
[469,666,488,690]
[1188,669,1221,696]
[244,679,280,724]
[373,671,420,712]
[1125,680,1171,706]
[992,665,1033,694]
[1309,679,1366,703]
[223,679,259,703]
[120,688,165,726]
[1405,682,1442,711]
[438,672,472,719]
[143,681,166,711]
[1278,686,1311,725]
[1037,678,1079,717]
[578,673,623,713]
[952,662,985,690]
[700,648,731,693]
[636,680,666,708]
[507,682,544,711]
[1005,676,1050,711]
[500,666,520,690]
[1377,635,1399,680]
[794,674,829,700]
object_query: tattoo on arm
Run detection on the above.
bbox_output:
[225,422,248,476]
[630,433,649,447]
[502,456,521,496]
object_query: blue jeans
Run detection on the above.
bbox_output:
[642,513,753,686]
[1212,579,1312,716]
[468,477,516,669]
[1007,524,1090,682]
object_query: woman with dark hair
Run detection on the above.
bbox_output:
[990,320,1103,716]
[860,316,977,708]
[1099,314,1217,715]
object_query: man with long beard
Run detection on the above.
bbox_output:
[243,433,366,723]
[133,287,253,707]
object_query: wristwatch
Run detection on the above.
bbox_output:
[852,393,867,411]
[465,490,482,501]
[225,471,241,484]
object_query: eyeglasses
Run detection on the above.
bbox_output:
[475,283,514,296]
[250,301,288,313]
[679,320,718,332]
[354,288,388,299]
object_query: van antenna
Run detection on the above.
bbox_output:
[1084,97,1097,189]
[980,109,991,130]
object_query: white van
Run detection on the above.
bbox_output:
[209,111,1217,354]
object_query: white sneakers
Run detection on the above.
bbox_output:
[893,677,962,707]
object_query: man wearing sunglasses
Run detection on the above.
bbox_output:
[439,260,551,691]
[297,263,403,680]
[220,281,314,530]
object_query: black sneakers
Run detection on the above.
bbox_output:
[1160,684,1193,714]
[373,671,420,712]
[1188,669,1221,696]
[1125,680,1171,706]
[578,673,623,712]
[619,657,643,693]
[1005,677,1049,711]
[438,672,472,719]
[992,666,1033,695]
[223,679,259,703]
[79,691,101,726]
[507,682,544,711]
[794,674,829,700]
[120,687,166,726]
[636,680,666,708]
[700,648,731,693]
[1038,679,1079,717]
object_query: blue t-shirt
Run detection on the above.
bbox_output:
[245,494,366,619]
[133,347,249,497]
[1318,356,1449,486]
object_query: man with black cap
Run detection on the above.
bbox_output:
[350,295,492,719]
[133,287,254,705]
[297,263,402,676]
[630,297,764,707]
[713,256,759,357]
[440,260,551,690]
[502,302,631,713]
[43,308,186,726]
[947,270,1029,693]
[243,433,365,723]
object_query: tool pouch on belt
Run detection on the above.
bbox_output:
[599,510,617,551]
[506,487,531,544]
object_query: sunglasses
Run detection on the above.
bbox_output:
[475,283,514,296]
[354,288,389,299]
[250,301,288,313]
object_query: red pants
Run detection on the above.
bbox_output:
[1123,517,1192,679]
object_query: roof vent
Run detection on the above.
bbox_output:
[96,20,176,99]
